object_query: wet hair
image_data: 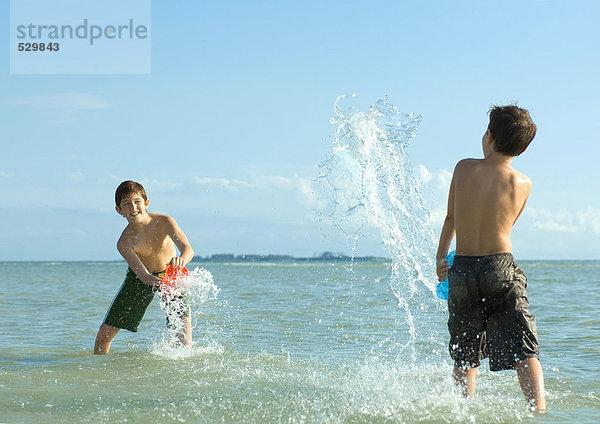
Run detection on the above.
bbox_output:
[488,105,536,156]
[115,180,147,207]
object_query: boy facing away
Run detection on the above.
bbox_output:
[436,105,546,412]
[94,181,195,354]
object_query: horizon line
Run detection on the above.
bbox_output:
[1,256,600,263]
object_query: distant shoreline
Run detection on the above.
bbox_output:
[3,256,600,263]
[193,252,391,263]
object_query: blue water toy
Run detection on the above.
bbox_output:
[436,250,455,300]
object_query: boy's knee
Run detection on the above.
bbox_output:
[94,324,119,355]
[96,323,119,340]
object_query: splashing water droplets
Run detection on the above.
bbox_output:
[154,266,220,357]
[318,95,438,345]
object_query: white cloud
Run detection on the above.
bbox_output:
[0,93,113,123]
[525,207,600,234]
[434,169,453,189]
[192,177,252,192]
[66,171,85,182]
[95,175,184,193]
[416,165,452,231]
[429,207,447,230]
[24,226,86,238]
[0,171,15,178]
[251,173,322,208]
[416,165,452,193]
[139,179,184,192]
[415,164,432,184]
[192,173,317,203]
[254,174,294,191]
[296,174,323,209]
[578,207,600,234]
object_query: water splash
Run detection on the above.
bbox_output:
[317,95,438,345]
[154,266,220,356]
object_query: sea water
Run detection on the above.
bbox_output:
[2,98,599,423]
[0,260,599,423]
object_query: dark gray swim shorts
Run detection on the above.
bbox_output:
[447,253,539,371]
[104,268,190,332]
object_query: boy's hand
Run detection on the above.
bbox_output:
[142,274,162,287]
[169,256,185,269]
[436,257,450,282]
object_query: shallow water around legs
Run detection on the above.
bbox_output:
[1,260,598,423]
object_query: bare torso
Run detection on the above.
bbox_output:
[453,158,531,256]
[119,213,177,273]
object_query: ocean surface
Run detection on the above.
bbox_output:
[1,260,599,423]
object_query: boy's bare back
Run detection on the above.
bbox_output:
[436,106,538,280]
[451,155,531,256]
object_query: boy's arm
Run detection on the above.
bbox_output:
[513,178,532,225]
[164,216,194,268]
[117,237,162,286]
[436,171,457,282]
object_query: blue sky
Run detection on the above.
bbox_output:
[1,0,599,260]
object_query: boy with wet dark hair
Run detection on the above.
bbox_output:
[94,180,194,354]
[436,105,546,412]
[487,105,537,156]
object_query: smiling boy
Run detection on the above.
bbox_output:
[94,180,194,354]
[436,105,546,412]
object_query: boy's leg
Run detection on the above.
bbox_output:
[176,316,192,347]
[94,323,120,355]
[514,358,546,412]
[453,366,479,398]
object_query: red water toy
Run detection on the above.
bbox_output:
[160,264,189,295]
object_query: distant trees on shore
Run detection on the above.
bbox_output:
[193,252,389,263]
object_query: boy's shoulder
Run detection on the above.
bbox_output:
[118,213,174,236]
[453,158,483,174]
[148,213,181,234]
[454,157,532,188]
[151,212,180,226]
[455,158,481,167]
[511,168,532,188]
[148,212,173,221]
